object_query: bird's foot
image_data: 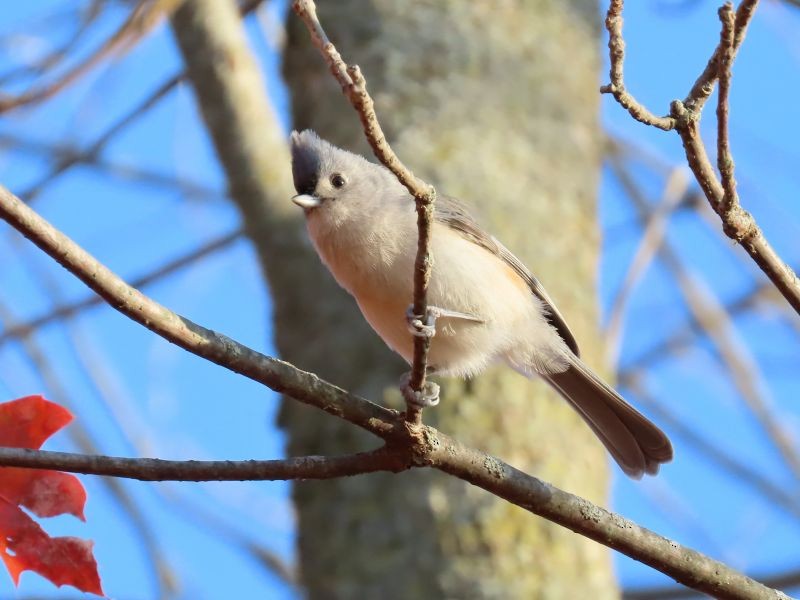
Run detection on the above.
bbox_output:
[405,305,483,338]
[399,372,440,407]
[405,305,437,338]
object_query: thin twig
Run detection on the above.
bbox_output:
[716,3,739,218]
[291,0,436,425]
[683,0,761,113]
[603,0,800,316]
[600,0,675,130]
[0,446,404,481]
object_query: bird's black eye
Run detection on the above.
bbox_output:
[330,173,346,189]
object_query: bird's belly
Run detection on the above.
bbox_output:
[354,285,502,377]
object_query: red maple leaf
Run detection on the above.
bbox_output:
[0,396,102,595]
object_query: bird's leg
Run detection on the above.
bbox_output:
[399,368,441,407]
[405,305,483,338]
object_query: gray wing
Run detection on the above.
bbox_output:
[435,195,580,357]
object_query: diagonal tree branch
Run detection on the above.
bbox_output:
[0,173,789,599]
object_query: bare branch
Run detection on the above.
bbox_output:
[716,2,739,219]
[625,567,800,599]
[600,0,676,130]
[683,0,760,112]
[0,184,396,436]
[291,0,436,424]
[0,446,404,481]
[602,0,800,317]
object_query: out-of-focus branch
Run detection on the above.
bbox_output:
[17,74,182,204]
[0,132,220,200]
[290,0,436,425]
[8,1,266,206]
[0,228,243,348]
[0,0,183,114]
[623,377,800,522]
[604,167,689,365]
[610,156,800,482]
[620,264,788,373]
[0,1,104,87]
[602,0,800,316]
[0,184,788,598]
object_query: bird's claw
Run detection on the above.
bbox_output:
[400,373,440,408]
[405,305,437,338]
[406,304,484,338]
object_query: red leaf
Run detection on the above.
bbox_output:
[0,498,102,595]
[0,467,86,520]
[0,396,72,449]
[0,396,102,595]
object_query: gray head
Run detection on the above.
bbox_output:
[289,130,403,225]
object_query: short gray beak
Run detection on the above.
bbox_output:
[292,194,322,209]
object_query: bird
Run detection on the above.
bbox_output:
[289,129,673,478]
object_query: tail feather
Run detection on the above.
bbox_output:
[544,357,673,478]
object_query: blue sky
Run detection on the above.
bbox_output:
[0,1,798,598]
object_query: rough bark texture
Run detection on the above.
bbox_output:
[280,1,612,598]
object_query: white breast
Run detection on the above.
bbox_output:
[305,205,553,378]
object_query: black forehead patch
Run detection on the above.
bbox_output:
[290,133,321,195]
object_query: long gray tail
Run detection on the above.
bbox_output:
[544,357,673,478]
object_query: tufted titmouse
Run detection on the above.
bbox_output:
[289,130,672,478]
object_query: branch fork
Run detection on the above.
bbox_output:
[600,0,800,315]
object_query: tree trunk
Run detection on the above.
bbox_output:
[280,1,614,598]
